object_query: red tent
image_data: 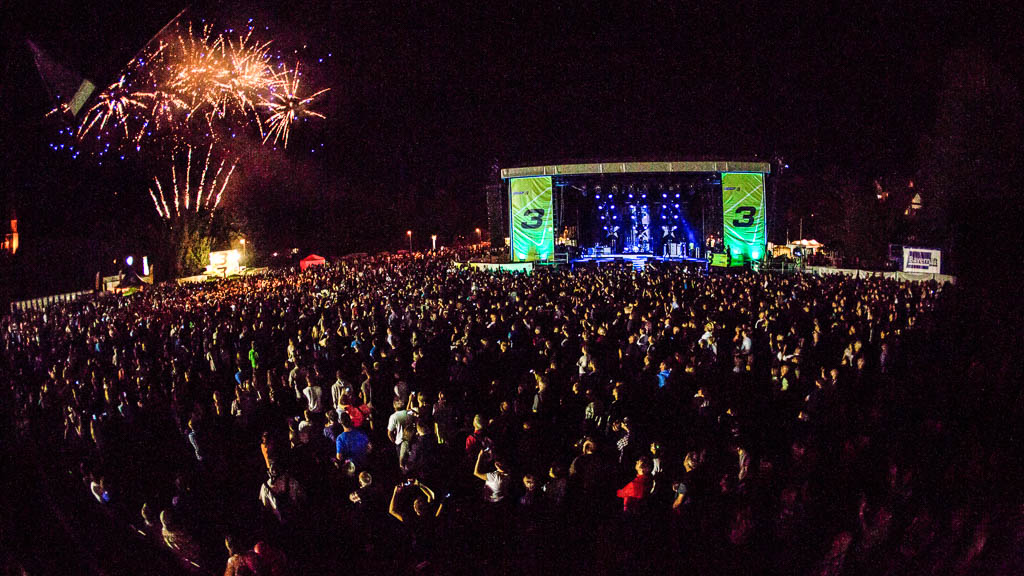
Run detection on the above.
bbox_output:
[300,254,326,270]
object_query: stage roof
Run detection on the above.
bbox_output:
[501,161,771,179]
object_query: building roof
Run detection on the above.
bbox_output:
[501,160,771,179]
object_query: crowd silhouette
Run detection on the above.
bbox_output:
[4,248,1022,575]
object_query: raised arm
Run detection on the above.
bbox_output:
[388,486,404,522]
[415,479,435,503]
[473,450,488,481]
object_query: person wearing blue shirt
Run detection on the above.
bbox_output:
[657,361,672,389]
[336,413,370,468]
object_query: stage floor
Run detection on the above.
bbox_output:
[571,253,709,269]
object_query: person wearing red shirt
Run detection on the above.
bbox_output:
[617,456,654,513]
[337,392,365,429]
[465,414,489,454]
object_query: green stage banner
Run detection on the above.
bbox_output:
[510,176,554,261]
[722,172,767,261]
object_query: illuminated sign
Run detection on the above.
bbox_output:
[206,249,241,276]
[902,247,941,273]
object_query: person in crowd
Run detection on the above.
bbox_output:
[388,478,444,523]
[473,449,511,504]
[223,533,264,576]
[322,409,343,445]
[252,541,287,576]
[389,478,444,563]
[464,414,490,455]
[160,508,202,565]
[258,466,305,524]
[298,373,324,415]
[349,470,380,510]
[335,412,371,468]
[544,463,568,508]
[328,369,347,407]
[520,473,541,508]
[403,417,438,481]
[387,397,415,453]
[617,456,655,513]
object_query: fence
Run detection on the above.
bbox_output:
[805,266,957,284]
[758,261,803,274]
[10,273,155,313]
[10,290,94,312]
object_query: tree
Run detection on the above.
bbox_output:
[149,208,237,279]
[916,48,1023,277]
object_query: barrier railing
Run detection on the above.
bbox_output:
[10,290,94,313]
[805,266,956,284]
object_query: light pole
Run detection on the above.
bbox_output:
[406,230,412,252]
[475,228,482,244]
[431,234,437,251]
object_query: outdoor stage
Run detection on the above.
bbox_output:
[492,160,771,268]
[458,253,708,274]
[572,253,708,270]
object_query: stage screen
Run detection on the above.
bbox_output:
[510,176,554,261]
[722,172,767,260]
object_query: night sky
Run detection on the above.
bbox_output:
[1,0,1021,290]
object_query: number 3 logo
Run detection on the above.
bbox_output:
[521,209,545,229]
[732,207,756,228]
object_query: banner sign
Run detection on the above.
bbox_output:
[721,172,767,261]
[510,176,554,261]
[902,247,941,273]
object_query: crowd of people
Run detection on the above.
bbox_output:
[3,248,1022,575]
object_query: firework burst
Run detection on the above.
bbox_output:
[77,75,148,140]
[63,19,328,155]
[259,63,330,148]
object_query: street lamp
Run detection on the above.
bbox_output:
[406,230,412,252]
[475,228,482,243]
[431,234,438,251]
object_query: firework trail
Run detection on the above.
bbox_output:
[148,144,238,220]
